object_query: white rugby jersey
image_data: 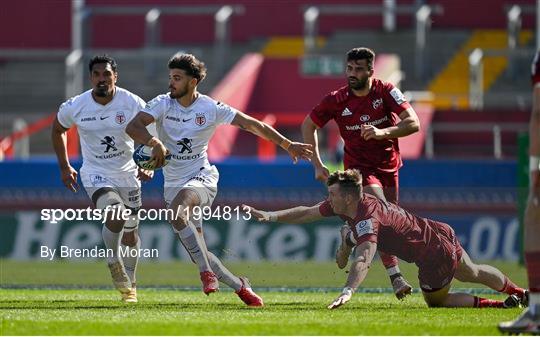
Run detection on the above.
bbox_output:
[142,93,237,185]
[57,87,145,177]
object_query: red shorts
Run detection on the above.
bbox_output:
[357,167,399,204]
[417,221,464,292]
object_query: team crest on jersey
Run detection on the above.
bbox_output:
[195,112,206,126]
[372,98,383,109]
[115,111,126,125]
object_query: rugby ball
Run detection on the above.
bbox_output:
[133,144,171,170]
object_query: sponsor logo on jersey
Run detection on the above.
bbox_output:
[171,153,201,160]
[94,150,125,160]
[195,112,206,126]
[354,218,374,237]
[341,107,352,116]
[389,88,407,105]
[360,115,370,122]
[100,116,110,120]
[345,116,389,130]
[115,111,126,125]
[100,136,118,153]
[177,138,193,154]
[81,117,96,122]
[372,98,383,109]
[165,115,181,123]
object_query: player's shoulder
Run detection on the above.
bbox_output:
[144,93,171,111]
[115,86,145,103]
[325,85,349,105]
[59,89,92,113]
[372,78,394,93]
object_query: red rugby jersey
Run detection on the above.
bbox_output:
[310,79,411,172]
[319,194,452,264]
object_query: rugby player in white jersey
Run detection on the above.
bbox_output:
[126,53,313,306]
[52,55,152,303]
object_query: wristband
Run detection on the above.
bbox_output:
[530,156,540,172]
[280,139,292,151]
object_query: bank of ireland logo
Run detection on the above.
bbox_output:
[195,112,206,126]
[115,111,126,125]
[100,136,117,153]
[177,138,193,154]
[360,115,370,122]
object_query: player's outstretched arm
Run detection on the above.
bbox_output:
[360,107,420,140]
[126,112,168,168]
[328,240,377,309]
[231,111,313,163]
[51,117,78,192]
[242,204,323,224]
[301,116,329,182]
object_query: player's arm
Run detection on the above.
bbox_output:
[328,240,378,309]
[51,117,78,192]
[242,204,324,224]
[529,84,540,184]
[231,111,313,163]
[126,112,168,168]
[301,115,329,182]
[361,107,420,140]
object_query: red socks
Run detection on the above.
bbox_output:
[498,276,526,298]
[473,296,504,308]
[525,252,540,293]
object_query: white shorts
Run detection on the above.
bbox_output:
[164,165,219,228]
[81,172,142,209]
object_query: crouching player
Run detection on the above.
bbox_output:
[244,169,529,310]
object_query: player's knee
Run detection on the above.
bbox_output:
[424,296,445,308]
[94,189,126,230]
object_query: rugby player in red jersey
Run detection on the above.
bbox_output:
[302,47,420,299]
[498,50,540,334]
[244,169,529,310]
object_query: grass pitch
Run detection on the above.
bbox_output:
[0,260,527,335]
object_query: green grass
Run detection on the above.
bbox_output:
[0,260,528,335]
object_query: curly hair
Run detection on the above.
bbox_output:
[168,53,207,83]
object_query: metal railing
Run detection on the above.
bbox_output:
[302,2,443,73]
[424,122,528,159]
[69,0,244,96]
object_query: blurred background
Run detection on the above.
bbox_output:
[0,0,535,282]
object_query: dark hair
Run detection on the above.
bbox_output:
[168,53,207,83]
[346,47,375,70]
[327,169,363,196]
[88,54,117,73]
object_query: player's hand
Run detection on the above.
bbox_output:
[137,168,154,182]
[242,204,274,222]
[392,276,413,300]
[60,165,79,192]
[361,124,387,140]
[327,288,353,309]
[286,142,313,164]
[314,164,330,183]
[150,141,168,169]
